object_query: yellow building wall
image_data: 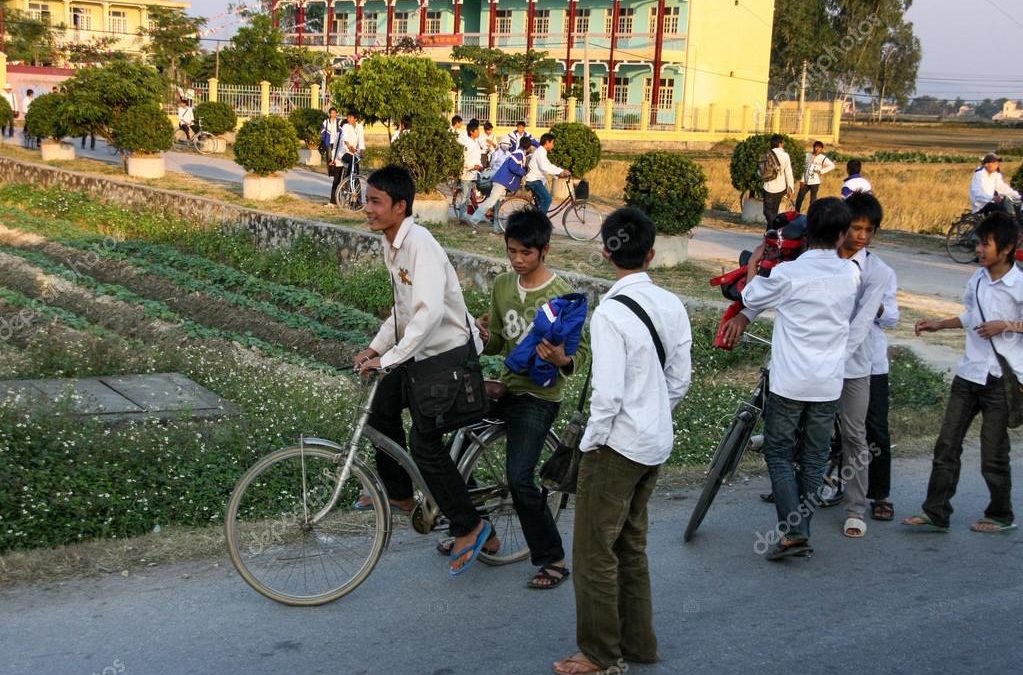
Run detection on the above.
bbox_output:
[683,0,774,127]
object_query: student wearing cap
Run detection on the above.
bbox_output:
[1,84,17,137]
[970,153,1021,218]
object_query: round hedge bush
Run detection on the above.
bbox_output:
[729,133,807,198]
[548,122,602,176]
[112,104,174,154]
[0,96,12,129]
[388,117,463,194]
[194,101,237,136]
[234,116,300,176]
[288,107,327,149]
[1012,164,1023,196]
[24,93,68,141]
[624,151,708,235]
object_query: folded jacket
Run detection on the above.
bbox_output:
[505,293,588,387]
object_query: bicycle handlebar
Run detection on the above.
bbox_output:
[742,332,771,347]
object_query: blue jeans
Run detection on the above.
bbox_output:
[496,394,564,566]
[761,392,839,539]
[526,179,552,214]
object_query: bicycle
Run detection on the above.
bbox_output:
[495,176,607,241]
[946,197,1023,264]
[332,155,368,212]
[450,177,490,220]
[172,118,216,155]
[683,333,844,543]
[225,369,566,606]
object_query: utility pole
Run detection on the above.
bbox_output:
[582,37,590,126]
[1,4,6,53]
[799,60,808,118]
[215,41,221,80]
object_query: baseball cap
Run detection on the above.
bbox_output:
[982,152,1002,164]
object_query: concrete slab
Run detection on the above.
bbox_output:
[24,378,143,415]
[99,373,227,412]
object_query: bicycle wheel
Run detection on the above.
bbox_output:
[562,200,606,241]
[495,195,533,233]
[225,445,387,606]
[946,217,979,264]
[457,427,564,565]
[684,411,756,543]
[334,175,368,212]
[194,132,216,155]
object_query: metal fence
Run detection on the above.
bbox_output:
[218,84,263,117]
[537,100,565,127]
[458,95,491,123]
[576,103,605,129]
[496,99,530,126]
[611,103,643,130]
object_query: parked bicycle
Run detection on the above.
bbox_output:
[496,177,607,241]
[172,118,216,155]
[225,369,566,606]
[332,157,368,212]
[946,197,1023,264]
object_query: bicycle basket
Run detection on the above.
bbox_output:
[574,179,589,201]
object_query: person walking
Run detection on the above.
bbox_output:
[454,119,484,223]
[554,207,692,675]
[796,141,836,212]
[321,107,342,158]
[762,134,795,224]
[1,84,18,138]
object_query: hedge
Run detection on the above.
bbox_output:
[624,151,708,235]
[548,122,602,176]
[729,133,806,198]
[24,93,68,141]
[194,101,237,136]
[234,116,300,176]
[111,104,174,154]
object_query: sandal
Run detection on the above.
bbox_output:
[970,517,1018,534]
[436,531,500,556]
[528,564,570,590]
[871,501,895,521]
[449,520,492,576]
[765,537,813,561]
[901,514,949,532]
[552,653,612,675]
[844,516,867,538]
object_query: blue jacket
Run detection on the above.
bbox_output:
[493,149,527,192]
[505,293,588,387]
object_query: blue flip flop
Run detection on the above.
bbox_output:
[449,520,493,577]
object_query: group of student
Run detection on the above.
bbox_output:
[320,108,367,206]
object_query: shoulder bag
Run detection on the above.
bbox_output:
[975,276,1023,428]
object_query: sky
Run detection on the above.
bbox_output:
[186,0,1023,102]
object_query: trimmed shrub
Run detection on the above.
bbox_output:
[24,93,69,141]
[194,101,237,136]
[624,151,708,236]
[0,96,12,129]
[288,107,327,149]
[729,133,806,198]
[1012,164,1023,196]
[388,117,463,193]
[547,122,602,176]
[112,104,174,155]
[234,116,300,176]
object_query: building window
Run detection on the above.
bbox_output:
[613,77,629,105]
[644,78,675,108]
[109,9,128,34]
[571,8,590,35]
[425,10,441,34]
[335,13,349,35]
[605,8,635,34]
[533,9,550,37]
[28,2,51,24]
[495,9,512,35]
[71,7,91,30]
[650,6,681,34]
[148,18,159,32]
[394,11,409,35]
[362,12,377,37]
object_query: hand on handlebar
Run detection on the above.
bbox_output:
[721,314,750,349]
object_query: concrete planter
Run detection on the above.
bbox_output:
[740,196,767,225]
[206,137,228,154]
[40,140,75,161]
[243,173,286,201]
[298,148,321,167]
[221,131,237,145]
[651,233,689,268]
[126,154,165,179]
[552,176,570,200]
[415,193,450,224]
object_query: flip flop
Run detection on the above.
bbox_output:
[552,653,613,675]
[844,516,867,538]
[436,531,500,557]
[449,520,493,577]
[765,538,813,561]
[970,517,1018,533]
[901,514,949,532]
[871,501,895,521]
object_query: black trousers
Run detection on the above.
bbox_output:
[795,183,820,213]
[922,375,1014,527]
[763,190,786,226]
[329,154,359,204]
[367,369,481,537]
[866,373,892,501]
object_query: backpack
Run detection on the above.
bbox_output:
[758,148,781,182]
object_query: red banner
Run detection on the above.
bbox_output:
[420,34,464,47]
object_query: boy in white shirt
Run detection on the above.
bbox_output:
[177,99,195,141]
[796,140,836,212]
[554,207,692,675]
[354,165,492,575]
[762,134,795,224]
[841,160,873,198]
[906,211,1023,533]
[454,119,484,222]
[741,197,859,560]
[524,133,570,214]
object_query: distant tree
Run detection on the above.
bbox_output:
[140,7,206,88]
[60,61,168,142]
[977,98,1009,120]
[450,46,558,97]
[3,9,59,66]
[218,14,290,85]
[863,22,921,119]
[62,36,128,65]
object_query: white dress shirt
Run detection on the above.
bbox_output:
[580,273,693,466]
[841,174,873,198]
[763,147,795,194]
[844,248,893,379]
[524,145,564,184]
[741,249,859,401]
[970,167,1020,213]
[870,259,900,375]
[368,217,482,368]
[803,152,836,185]
[323,117,341,146]
[178,105,194,125]
[22,94,33,114]
[458,133,482,181]
[1,91,18,114]
[337,122,362,158]
[955,265,1023,384]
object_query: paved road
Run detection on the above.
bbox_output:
[3,447,1021,675]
